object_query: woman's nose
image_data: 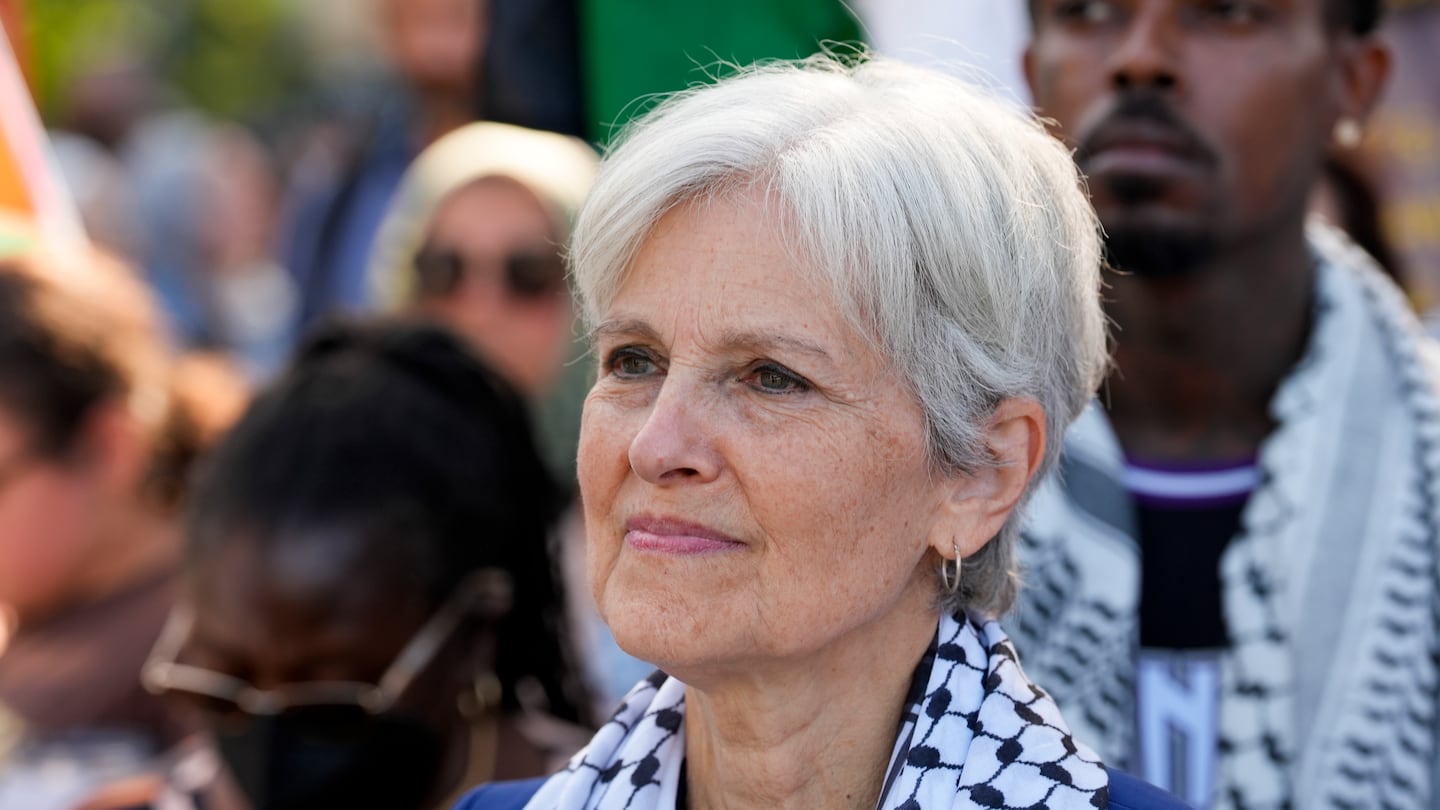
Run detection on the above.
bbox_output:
[627,377,722,485]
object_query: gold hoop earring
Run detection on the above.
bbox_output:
[1334,117,1363,149]
[940,540,963,594]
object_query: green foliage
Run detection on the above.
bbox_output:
[25,0,155,119]
[25,0,311,123]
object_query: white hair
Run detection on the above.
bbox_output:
[571,54,1108,616]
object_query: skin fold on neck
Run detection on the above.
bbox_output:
[679,575,939,810]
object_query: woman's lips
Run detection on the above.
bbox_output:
[624,515,746,556]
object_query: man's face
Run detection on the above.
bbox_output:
[1026,0,1348,276]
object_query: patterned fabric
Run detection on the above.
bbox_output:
[522,612,1106,809]
[1010,222,1440,809]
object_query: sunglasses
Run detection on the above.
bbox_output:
[141,569,510,731]
[413,245,567,300]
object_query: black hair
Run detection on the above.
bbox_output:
[1025,0,1384,34]
[0,266,126,456]
[0,251,234,512]
[186,318,590,724]
[1333,0,1385,34]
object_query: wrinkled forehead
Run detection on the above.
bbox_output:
[595,180,885,355]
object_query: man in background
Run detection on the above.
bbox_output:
[1007,3,1440,808]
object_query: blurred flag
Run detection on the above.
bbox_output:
[0,15,87,258]
[580,0,863,145]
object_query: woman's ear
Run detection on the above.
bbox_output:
[929,398,1046,560]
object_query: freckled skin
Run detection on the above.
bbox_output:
[577,190,958,687]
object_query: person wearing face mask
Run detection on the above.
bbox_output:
[139,319,594,810]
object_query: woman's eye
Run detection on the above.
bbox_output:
[606,348,659,378]
[745,364,810,394]
[619,355,652,375]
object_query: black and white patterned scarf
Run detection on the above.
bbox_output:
[522,612,1107,809]
[1011,222,1440,809]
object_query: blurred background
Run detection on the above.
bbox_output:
[0,0,1437,808]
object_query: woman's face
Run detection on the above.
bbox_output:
[181,534,473,810]
[185,536,432,693]
[0,407,105,618]
[418,177,574,398]
[578,190,954,681]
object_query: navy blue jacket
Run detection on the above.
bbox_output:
[453,768,1191,809]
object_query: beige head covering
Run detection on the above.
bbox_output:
[367,122,599,309]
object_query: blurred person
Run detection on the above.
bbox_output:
[52,118,297,378]
[50,50,291,365]
[1008,2,1438,807]
[368,122,652,711]
[281,0,489,331]
[194,127,298,378]
[477,0,585,137]
[142,320,593,810]
[50,52,210,345]
[384,0,489,145]
[58,54,156,155]
[458,54,1185,810]
[368,122,593,454]
[368,122,593,398]
[0,246,245,809]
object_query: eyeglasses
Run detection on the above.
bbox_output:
[141,568,511,722]
[413,245,567,300]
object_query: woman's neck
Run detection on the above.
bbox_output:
[681,588,938,810]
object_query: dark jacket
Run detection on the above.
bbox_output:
[453,768,1192,810]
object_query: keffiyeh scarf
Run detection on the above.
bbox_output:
[523,612,1106,809]
[1011,222,1440,809]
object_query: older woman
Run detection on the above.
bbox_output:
[458,55,1185,810]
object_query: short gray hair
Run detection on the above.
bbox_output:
[570,54,1108,617]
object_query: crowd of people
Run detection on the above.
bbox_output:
[3,0,1440,808]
